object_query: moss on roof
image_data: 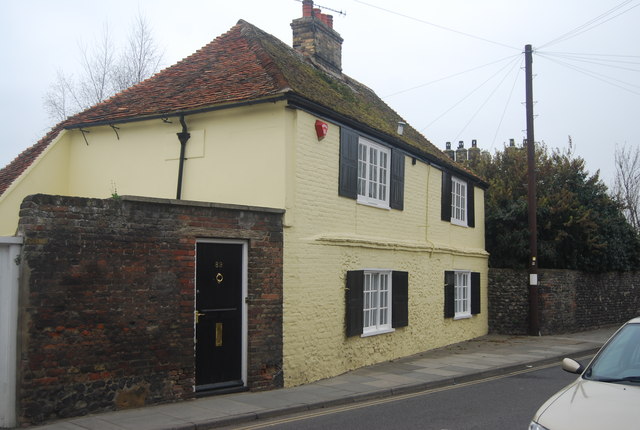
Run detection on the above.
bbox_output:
[1,19,483,197]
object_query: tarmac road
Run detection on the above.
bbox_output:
[224,359,583,429]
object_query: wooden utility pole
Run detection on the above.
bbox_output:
[525,44,539,336]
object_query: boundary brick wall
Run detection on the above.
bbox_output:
[15,194,283,425]
[489,268,640,335]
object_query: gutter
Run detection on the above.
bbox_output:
[62,91,486,188]
[285,93,488,189]
[62,95,288,131]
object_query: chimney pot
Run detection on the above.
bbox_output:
[472,139,477,148]
[302,0,313,17]
[509,138,515,147]
[446,141,451,150]
[458,140,464,149]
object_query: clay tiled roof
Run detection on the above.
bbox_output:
[0,123,66,196]
[0,19,482,197]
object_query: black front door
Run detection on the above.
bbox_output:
[195,242,244,391]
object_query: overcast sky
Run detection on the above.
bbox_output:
[2,0,638,186]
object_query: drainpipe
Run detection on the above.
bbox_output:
[176,115,190,200]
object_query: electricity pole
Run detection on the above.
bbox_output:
[525,44,539,336]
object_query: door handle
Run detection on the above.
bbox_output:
[195,311,205,324]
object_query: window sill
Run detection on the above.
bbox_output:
[450,219,468,228]
[361,328,395,337]
[454,314,472,321]
[357,198,391,210]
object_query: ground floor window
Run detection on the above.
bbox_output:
[444,270,481,319]
[363,271,391,334]
[454,271,471,319]
[346,270,408,337]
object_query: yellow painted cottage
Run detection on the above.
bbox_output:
[0,1,488,423]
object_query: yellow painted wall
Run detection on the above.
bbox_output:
[1,99,488,388]
[66,103,288,207]
[282,109,488,386]
[0,134,71,235]
[0,102,289,235]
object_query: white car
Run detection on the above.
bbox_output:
[530,317,640,430]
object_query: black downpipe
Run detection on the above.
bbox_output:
[176,115,191,199]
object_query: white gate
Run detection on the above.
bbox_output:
[0,237,22,428]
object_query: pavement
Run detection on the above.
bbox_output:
[31,326,618,430]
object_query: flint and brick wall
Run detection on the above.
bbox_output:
[16,194,283,425]
[489,268,640,335]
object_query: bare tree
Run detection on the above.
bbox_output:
[44,70,76,122]
[613,143,640,231]
[112,14,162,92]
[44,13,163,123]
[77,24,117,108]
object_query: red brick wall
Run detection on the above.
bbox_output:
[16,194,283,425]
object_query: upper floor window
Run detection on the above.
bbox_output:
[441,171,475,228]
[451,176,467,226]
[339,127,405,210]
[358,138,390,208]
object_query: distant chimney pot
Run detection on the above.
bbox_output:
[472,139,477,148]
[509,138,515,147]
[302,0,313,17]
[458,140,464,149]
[446,141,451,150]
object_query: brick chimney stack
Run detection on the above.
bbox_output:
[292,0,343,74]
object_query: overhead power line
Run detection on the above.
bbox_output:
[452,56,523,143]
[490,56,525,149]
[537,52,640,95]
[421,55,522,132]
[382,54,520,99]
[538,0,640,49]
[538,51,640,72]
[354,0,520,51]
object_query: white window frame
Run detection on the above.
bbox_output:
[357,137,391,209]
[362,270,393,336]
[454,270,472,319]
[451,176,467,226]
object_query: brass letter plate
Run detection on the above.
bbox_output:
[215,323,223,347]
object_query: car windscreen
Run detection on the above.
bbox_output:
[584,323,640,384]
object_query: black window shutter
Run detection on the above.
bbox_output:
[339,128,359,199]
[389,150,405,210]
[345,270,364,337]
[471,272,481,315]
[391,271,408,328]
[444,271,455,318]
[467,182,475,228]
[441,171,452,222]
